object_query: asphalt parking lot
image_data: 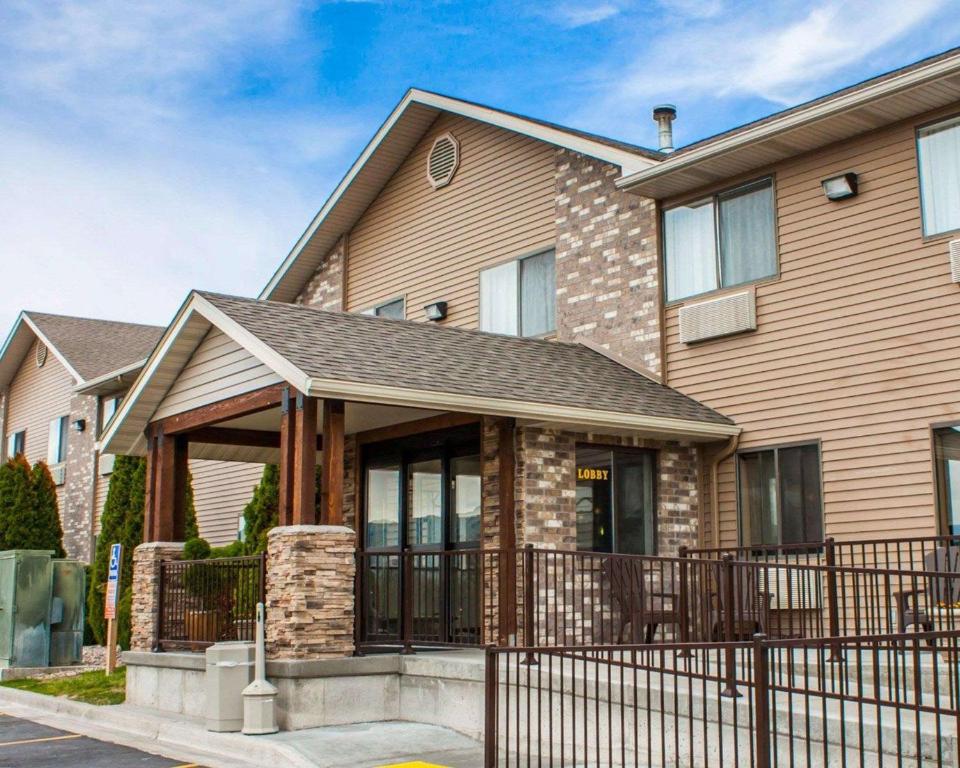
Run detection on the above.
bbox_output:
[0,711,203,768]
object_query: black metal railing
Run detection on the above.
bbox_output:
[156,554,265,651]
[486,630,960,767]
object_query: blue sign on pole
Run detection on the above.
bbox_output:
[104,543,122,620]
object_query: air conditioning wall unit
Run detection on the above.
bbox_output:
[50,464,66,487]
[679,289,757,344]
[756,562,823,611]
[949,239,960,284]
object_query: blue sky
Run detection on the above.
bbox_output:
[1,0,958,337]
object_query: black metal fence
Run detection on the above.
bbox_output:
[156,554,265,651]
[486,630,960,767]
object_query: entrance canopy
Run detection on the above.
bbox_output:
[100,291,737,461]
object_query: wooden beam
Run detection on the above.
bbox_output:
[278,387,295,527]
[154,431,177,541]
[154,384,284,435]
[186,425,323,450]
[321,399,345,525]
[356,412,480,446]
[172,435,189,541]
[496,417,517,645]
[142,429,157,543]
[292,393,318,526]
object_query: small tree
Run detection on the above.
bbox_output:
[0,455,36,551]
[30,462,65,557]
[89,457,198,648]
[241,465,278,555]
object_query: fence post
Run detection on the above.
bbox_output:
[153,560,167,652]
[721,554,741,697]
[678,546,692,657]
[353,550,363,656]
[521,545,538,664]
[824,537,843,662]
[484,646,499,768]
[402,549,415,654]
[753,633,771,768]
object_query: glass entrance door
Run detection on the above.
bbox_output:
[360,425,481,646]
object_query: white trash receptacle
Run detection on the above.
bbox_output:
[205,642,254,732]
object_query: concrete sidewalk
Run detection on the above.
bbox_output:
[0,685,484,768]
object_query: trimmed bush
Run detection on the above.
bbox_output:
[30,462,65,557]
[0,456,66,556]
[240,464,322,555]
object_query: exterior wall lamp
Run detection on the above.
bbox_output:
[423,301,448,321]
[72,419,86,433]
[821,172,858,201]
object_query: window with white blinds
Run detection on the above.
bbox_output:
[918,116,960,237]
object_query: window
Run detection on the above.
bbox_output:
[738,443,822,547]
[361,298,405,320]
[480,250,556,337]
[5,431,25,458]
[575,446,656,555]
[918,116,960,236]
[664,178,776,302]
[47,416,69,465]
[934,426,960,535]
[101,395,122,430]
[365,462,401,549]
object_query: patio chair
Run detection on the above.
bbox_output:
[602,556,682,644]
[892,546,960,641]
[709,562,774,641]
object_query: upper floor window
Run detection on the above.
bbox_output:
[5,431,25,458]
[934,426,960,535]
[664,178,776,302]
[101,395,122,430]
[918,115,960,237]
[480,249,556,337]
[47,416,68,465]
[738,443,822,548]
[361,298,405,320]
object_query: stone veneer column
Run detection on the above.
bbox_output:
[266,525,356,660]
[131,542,184,651]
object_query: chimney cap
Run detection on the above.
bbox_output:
[653,104,677,120]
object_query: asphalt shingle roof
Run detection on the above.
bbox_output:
[200,292,732,427]
[25,312,164,382]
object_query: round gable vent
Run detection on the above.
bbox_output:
[36,342,47,368]
[427,132,460,189]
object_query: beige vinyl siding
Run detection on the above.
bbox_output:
[5,339,75,465]
[664,104,960,547]
[93,460,109,533]
[190,459,263,546]
[153,329,281,421]
[345,112,556,328]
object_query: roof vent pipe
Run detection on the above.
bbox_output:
[653,104,677,153]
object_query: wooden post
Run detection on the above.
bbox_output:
[172,434,189,541]
[292,393,318,525]
[277,387,295,527]
[142,429,157,543]
[106,618,118,674]
[154,431,177,541]
[496,418,517,645]
[321,399,345,525]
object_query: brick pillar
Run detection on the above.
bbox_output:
[266,525,356,660]
[130,542,184,651]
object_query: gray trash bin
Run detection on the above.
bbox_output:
[205,642,254,732]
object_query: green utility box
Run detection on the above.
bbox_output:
[0,550,55,668]
[50,560,85,666]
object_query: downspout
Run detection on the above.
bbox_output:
[0,387,8,462]
[709,433,740,548]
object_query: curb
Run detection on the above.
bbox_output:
[0,686,316,768]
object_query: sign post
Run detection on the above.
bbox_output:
[104,543,122,675]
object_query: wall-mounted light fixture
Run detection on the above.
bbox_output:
[72,419,86,433]
[423,301,448,322]
[821,172,858,201]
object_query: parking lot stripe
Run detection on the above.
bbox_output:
[0,733,83,747]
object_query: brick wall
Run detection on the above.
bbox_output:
[295,237,346,311]
[554,149,661,377]
[62,393,98,561]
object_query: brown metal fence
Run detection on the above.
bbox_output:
[486,630,960,767]
[156,554,265,651]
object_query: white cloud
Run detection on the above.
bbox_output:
[552,3,624,28]
[0,0,368,335]
[617,0,947,105]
